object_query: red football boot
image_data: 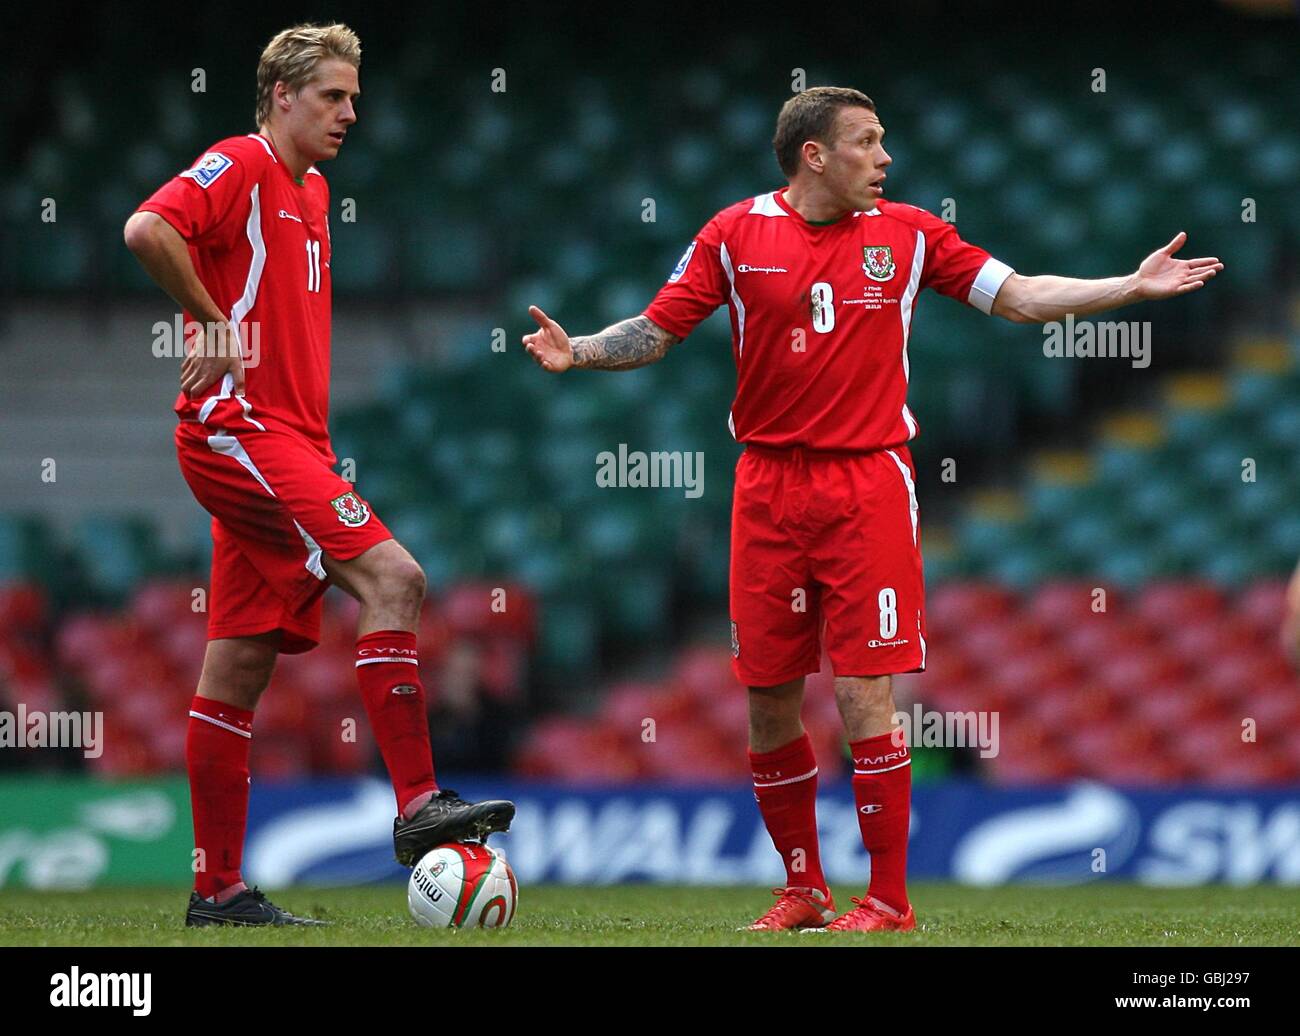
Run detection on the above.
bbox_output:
[741,887,837,931]
[820,895,916,933]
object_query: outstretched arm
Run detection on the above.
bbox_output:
[991,232,1223,324]
[523,306,681,372]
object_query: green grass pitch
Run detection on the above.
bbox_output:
[1,883,1297,946]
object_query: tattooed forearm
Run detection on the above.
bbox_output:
[570,316,681,370]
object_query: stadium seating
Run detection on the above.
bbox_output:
[509,577,1300,785]
[0,576,534,777]
[2,18,1298,786]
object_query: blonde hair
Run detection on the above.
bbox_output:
[255,23,361,126]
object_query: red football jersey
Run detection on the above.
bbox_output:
[644,189,1014,451]
[138,133,335,459]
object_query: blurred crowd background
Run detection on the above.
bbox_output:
[2,0,1298,787]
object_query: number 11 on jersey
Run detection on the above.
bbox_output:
[306,239,322,292]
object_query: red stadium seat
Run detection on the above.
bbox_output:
[1241,687,1300,731]
[985,745,1075,783]
[1168,719,1261,778]
[671,644,740,700]
[1162,616,1264,666]
[0,637,51,683]
[278,647,355,703]
[1085,649,1185,692]
[598,681,674,731]
[442,581,537,640]
[1093,753,1188,785]
[919,675,1001,717]
[808,687,847,734]
[0,675,61,714]
[701,689,750,740]
[148,723,188,771]
[251,736,311,778]
[1066,723,1161,770]
[912,650,977,688]
[1126,681,1218,729]
[513,718,638,782]
[155,619,209,675]
[55,613,121,671]
[1055,617,1159,664]
[1200,751,1294,786]
[1276,729,1300,776]
[996,614,1054,652]
[86,730,156,777]
[311,722,374,773]
[256,679,310,735]
[1027,581,1122,630]
[131,579,205,633]
[1134,582,1227,628]
[1195,652,1293,698]
[1236,579,1290,635]
[478,636,530,700]
[638,720,747,781]
[983,648,1083,696]
[1030,683,1124,729]
[926,582,1017,629]
[0,582,48,634]
[954,622,1026,668]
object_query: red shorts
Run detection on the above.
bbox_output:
[176,421,392,654]
[729,444,927,686]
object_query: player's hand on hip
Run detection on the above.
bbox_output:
[181,320,246,397]
[1133,232,1224,300]
[523,305,574,372]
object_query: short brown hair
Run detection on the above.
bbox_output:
[255,23,362,126]
[772,87,875,178]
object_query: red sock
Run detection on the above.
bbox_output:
[186,695,253,900]
[749,733,828,896]
[355,630,437,817]
[850,730,912,914]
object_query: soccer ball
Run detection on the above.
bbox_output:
[407,842,517,928]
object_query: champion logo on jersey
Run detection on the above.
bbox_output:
[862,245,896,281]
[180,152,233,189]
[736,263,788,274]
[278,209,303,223]
[859,804,884,814]
[330,491,371,527]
